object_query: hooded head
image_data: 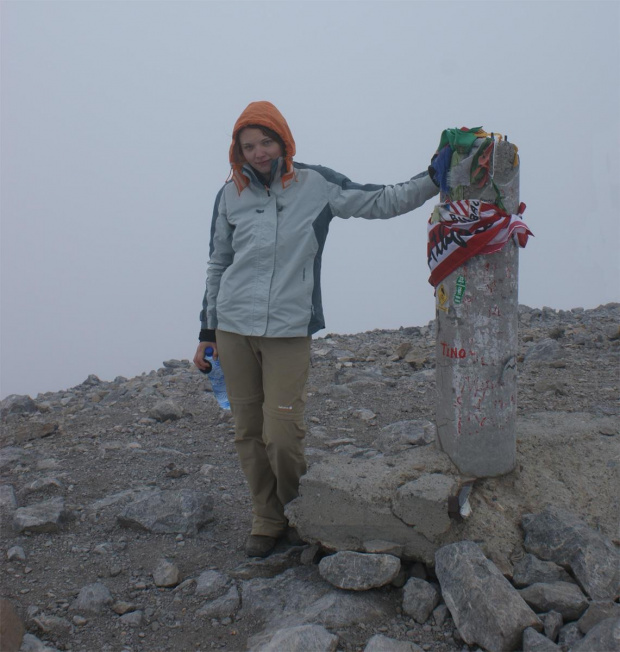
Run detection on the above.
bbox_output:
[229,101,296,193]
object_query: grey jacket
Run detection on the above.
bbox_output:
[200,159,438,338]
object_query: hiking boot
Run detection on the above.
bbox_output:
[245,535,277,558]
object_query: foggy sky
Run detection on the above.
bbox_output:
[2,0,619,399]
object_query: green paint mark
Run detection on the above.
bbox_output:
[454,275,466,304]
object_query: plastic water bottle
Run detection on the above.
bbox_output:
[201,347,231,410]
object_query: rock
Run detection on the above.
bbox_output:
[571,617,620,652]
[557,621,583,648]
[393,342,412,359]
[577,600,620,634]
[250,624,338,652]
[0,447,31,470]
[352,408,376,421]
[364,634,423,651]
[373,420,435,454]
[522,507,620,600]
[433,604,449,628]
[318,551,400,591]
[19,633,60,652]
[241,566,393,637]
[540,611,563,642]
[0,598,24,652]
[7,546,26,562]
[111,601,137,615]
[518,582,589,621]
[162,359,187,369]
[195,570,229,598]
[401,578,440,624]
[0,485,18,510]
[33,613,73,637]
[512,554,574,587]
[523,339,561,363]
[300,544,320,565]
[119,610,143,627]
[321,385,354,398]
[71,582,113,614]
[152,558,180,587]
[391,473,456,541]
[117,489,213,535]
[435,541,542,652]
[0,394,37,417]
[149,400,183,422]
[20,477,63,498]
[195,585,240,619]
[522,627,561,651]
[13,497,68,533]
[14,422,59,443]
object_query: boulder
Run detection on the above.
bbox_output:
[401,577,440,624]
[512,554,574,587]
[571,617,620,652]
[518,582,589,621]
[152,558,180,587]
[522,627,561,651]
[577,600,620,634]
[522,507,619,600]
[540,611,563,642]
[364,634,423,651]
[117,489,213,535]
[196,585,240,619]
[13,497,68,533]
[250,624,338,652]
[0,394,37,417]
[71,582,113,614]
[372,420,435,454]
[318,552,401,591]
[149,400,183,422]
[195,570,229,599]
[435,541,542,652]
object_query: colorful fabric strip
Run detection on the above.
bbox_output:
[427,200,533,288]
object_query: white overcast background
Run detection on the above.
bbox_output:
[1,1,619,399]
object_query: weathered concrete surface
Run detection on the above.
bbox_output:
[392,473,457,541]
[285,446,457,564]
[435,139,521,477]
[435,541,542,652]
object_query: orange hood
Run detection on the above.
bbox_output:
[229,101,296,194]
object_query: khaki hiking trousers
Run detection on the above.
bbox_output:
[216,330,311,537]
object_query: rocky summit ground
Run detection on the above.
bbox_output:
[1,303,619,652]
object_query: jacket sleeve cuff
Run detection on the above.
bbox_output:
[199,329,216,342]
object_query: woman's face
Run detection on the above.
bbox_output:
[238,128,283,177]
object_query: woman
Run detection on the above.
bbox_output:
[194,101,439,557]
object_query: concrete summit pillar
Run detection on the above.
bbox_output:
[434,139,521,477]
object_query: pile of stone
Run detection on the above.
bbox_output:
[250,506,618,651]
